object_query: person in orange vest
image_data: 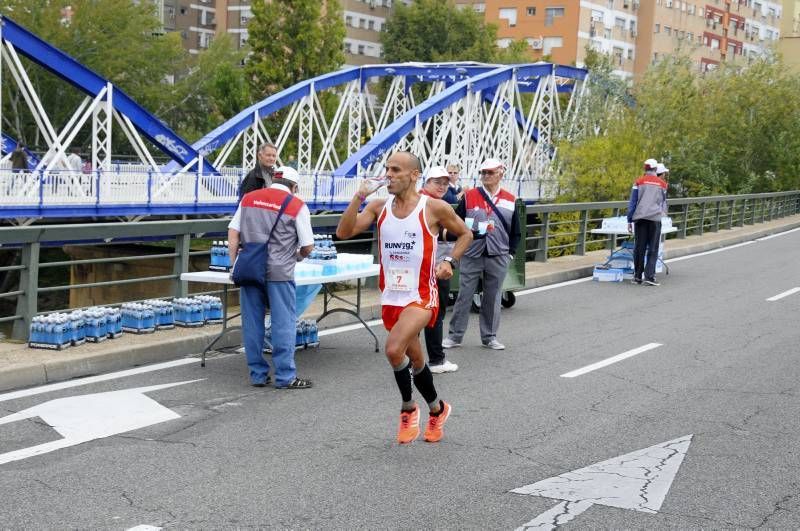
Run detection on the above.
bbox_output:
[443,158,521,351]
[627,158,668,286]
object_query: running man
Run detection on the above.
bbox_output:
[336,152,472,443]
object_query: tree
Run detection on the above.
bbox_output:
[245,0,346,99]
[556,50,800,202]
[0,0,188,151]
[381,0,500,63]
[163,35,250,142]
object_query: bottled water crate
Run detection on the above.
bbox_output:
[209,240,232,272]
[121,303,156,334]
[173,298,206,328]
[593,266,624,282]
[28,313,72,350]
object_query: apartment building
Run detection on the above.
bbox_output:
[457,0,783,78]
[153,0,399,64]
[778,0,800,71]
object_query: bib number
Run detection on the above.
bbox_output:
[388,268,412,291]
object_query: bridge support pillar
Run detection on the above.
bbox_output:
[12,242,39,340]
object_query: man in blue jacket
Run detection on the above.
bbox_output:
[627,158,668,286]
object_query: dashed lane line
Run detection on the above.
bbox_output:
[560,343,663,378]
[766,287,800,302]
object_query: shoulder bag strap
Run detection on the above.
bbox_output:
[478,187,511,235]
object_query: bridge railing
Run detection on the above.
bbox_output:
[0,167,556,215]
[0,190,798,340]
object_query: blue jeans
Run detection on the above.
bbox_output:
[240,281,297,386]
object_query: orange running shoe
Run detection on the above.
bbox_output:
[424,401,452,443]
[397,405,420,444]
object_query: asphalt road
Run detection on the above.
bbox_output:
[1,229,799,529]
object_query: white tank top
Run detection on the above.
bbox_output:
[377,195,438,309]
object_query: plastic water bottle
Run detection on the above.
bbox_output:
[295,320,303,346]
[263,316,272,352]
[311,320,318,343]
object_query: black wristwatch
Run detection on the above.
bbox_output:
[442,256,458,268]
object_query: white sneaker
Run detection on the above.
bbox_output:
[429,360,459,374]
[482,339,505,350]
[442,337,461,349]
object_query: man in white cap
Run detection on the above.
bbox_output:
[443,158,521,351]
[228,166,315,388]
[627,159,668,286]
[419,166,460,373]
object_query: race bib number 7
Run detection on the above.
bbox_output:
[388,268,412,291]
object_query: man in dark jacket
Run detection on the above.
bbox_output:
[10,143,28,172]
[237,142,277,201]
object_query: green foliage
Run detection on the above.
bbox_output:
[1,0,187,149]
[0,0,250,150]
[557,50,800,201]
[165,35,250,142]
[381,0,498,63]
[245,0,346,99]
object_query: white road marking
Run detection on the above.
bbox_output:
[515,500,594,530]
[756,226,800,241]
[560,343,662,378]
[512,435,693,529]
[0,380,201,465]
[662,240,754,263]
[767,287,800,302]
[515,277,592,297]
[0,358,201,404]
[318,319,382,337]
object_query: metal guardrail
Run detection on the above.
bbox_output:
[0,190,798,340]
[524,191,800,262]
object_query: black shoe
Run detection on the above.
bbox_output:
[631,277,642,285]
[277,377,313,389]
[251,377,272,387]
[643,278,660,286]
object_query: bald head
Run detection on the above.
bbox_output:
[392,151,421,173]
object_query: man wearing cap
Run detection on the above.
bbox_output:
[237,142,278,202]
[443,158,521,351]
[420,166,460,373]
[627,159,668,286]
[228,166,315,388]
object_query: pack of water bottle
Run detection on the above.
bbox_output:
[29,307,124,349]
[85,306,123,341]
[120,303,156,334]
[192,295,223,324]
[142,299,175,330]
[297,319,320,349]
[308,235,338,275]
[173,297,206,327]
[209,240,232,272]
[263,317,319,353]
[28,313,74,350]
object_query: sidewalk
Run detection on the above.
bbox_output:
[1,215,798,393]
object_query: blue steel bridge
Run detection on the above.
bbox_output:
[0,15,588,222]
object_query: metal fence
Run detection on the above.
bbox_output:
[524,191,800,262]
[0,190,798,340]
